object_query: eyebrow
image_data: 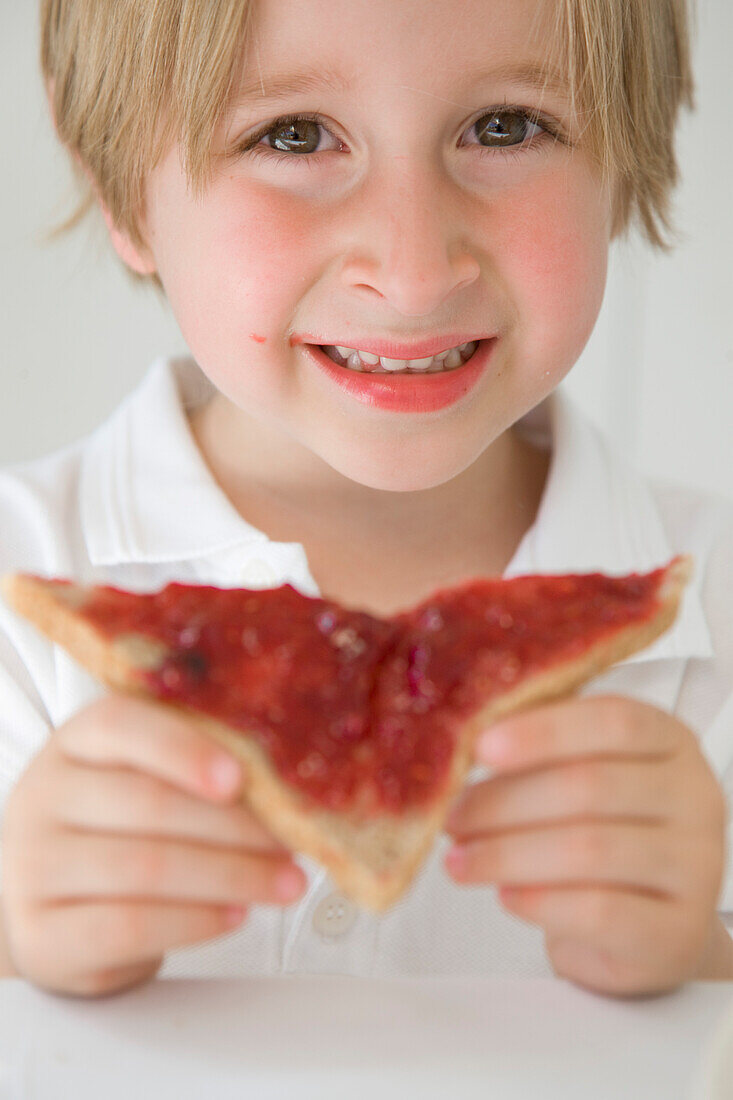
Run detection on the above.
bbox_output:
[231,61,572,107]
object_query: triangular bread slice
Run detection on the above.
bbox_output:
[0,556,691,911]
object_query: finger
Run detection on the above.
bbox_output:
[55,693,246,803]
[497,885,692,995]
[54,761,289,854]
[445,820,695,897]
[446,757,674,839]
[499,883,670,944]
[476,695,686,775]
[33,831,307,907]
[26,899,250,991]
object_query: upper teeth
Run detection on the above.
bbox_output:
[327,342,477,373]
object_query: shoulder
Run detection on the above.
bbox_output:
[0,443,95,760]
[0,440,88,578]
[651,478,733,735]
[647,477,733,573]
[648,477,733,652]
[0,439,91,689]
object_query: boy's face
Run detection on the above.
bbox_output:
[118,0,613,492]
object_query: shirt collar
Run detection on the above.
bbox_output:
[80,356,712,664]
[507,388,713,664]
[81,356,273,564]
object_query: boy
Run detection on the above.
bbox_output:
[0,0,731,999]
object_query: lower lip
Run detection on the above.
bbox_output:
[304,339,497,413]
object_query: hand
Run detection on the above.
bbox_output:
[1,693,307,998]
[444,694,727,997]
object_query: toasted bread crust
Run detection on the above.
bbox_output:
[0,558,692,911]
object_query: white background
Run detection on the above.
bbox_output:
[1,1,731,501]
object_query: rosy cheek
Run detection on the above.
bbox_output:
[157,181,317,358]
[213,184,313,278]
[204,187,323,337]
[494,170,610,372]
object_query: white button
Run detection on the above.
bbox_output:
[241,558,279,586]
[312,892,358,938]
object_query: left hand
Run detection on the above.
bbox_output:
[444,694,727,997]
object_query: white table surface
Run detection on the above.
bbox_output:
[1,974,732,1100]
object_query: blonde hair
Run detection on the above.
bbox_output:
[41,0,695,287]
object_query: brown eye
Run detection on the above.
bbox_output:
[474,110,543,148]
[267,117,322,154]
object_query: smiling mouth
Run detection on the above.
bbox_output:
[318,340,481,374]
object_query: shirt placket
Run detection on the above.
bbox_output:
[280,856,379,975]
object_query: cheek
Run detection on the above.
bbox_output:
[206,183,316,310]
[216,182,311,266]
[153,179,318,359]
[495,167,610,374]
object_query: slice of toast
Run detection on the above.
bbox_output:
[0,556,692,911]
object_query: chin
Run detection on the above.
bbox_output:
[323,448,478,494]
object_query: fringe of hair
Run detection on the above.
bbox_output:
[40,0,696,283]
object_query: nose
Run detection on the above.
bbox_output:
[339,159,481,318]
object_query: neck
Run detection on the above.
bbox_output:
[188,394,550,606]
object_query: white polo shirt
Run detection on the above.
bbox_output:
[0,355,731,980]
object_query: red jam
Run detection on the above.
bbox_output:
[55,564,670,815]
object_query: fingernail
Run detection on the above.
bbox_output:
[276,866,306,902]
[225,905,248,928]
[210,754,241,791]
[446,844,467,876]
[476,726,511,765]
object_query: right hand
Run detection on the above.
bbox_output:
[0,692,307,998]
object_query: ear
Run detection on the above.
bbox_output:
[97,204,158,277]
